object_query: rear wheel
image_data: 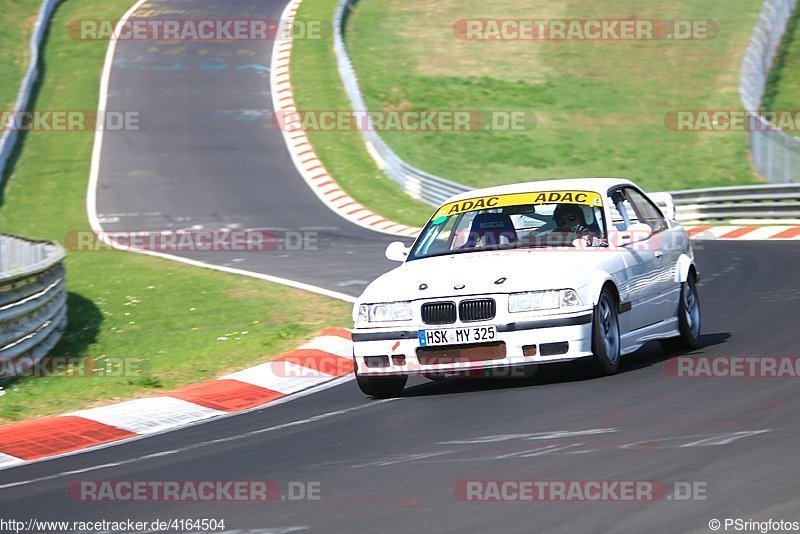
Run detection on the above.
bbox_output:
[356,374,408,398]
[661,275,701,352]
[589,287,621,375]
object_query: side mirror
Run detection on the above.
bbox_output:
[615,223,653,246]
[385,241,410,262]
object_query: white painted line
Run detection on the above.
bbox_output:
[85,0,357,305]
[97,246,354,302]
[70,397,225,435]
[86,0,149,229]
[678,430,771,447]
[0,373,358,474]
[0,392,391,484]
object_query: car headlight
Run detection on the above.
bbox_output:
[357,302,413,323]
[508,289,582,313]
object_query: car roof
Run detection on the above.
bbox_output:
[441,178,637,204]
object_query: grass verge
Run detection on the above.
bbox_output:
[291,0,433,228]
[0,0,42,110]
[762,4,800,110]
[346,0,765,193]
[0,0,351,424]
[293,0,765,208]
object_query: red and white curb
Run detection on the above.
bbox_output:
[269,0,420,239]
[686,225,800,240]
[0,328,353,469]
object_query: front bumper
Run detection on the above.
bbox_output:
[352,311,594,376]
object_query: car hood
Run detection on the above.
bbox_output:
[359,248,619,302]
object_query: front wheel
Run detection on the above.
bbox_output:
[356,374,407,398]
[589,287,621,375]
[661,276,701,352]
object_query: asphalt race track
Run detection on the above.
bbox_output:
[2,0,800,532]
[3,240,800,532]
[93,0,404,296]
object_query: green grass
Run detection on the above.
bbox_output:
[0,0,42,110]
[0,0,351,423]
[293,0,765,214]
[346,0,765,193]
[762,4,800,110]
[291,0,434,227]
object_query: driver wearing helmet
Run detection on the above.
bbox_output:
[552,204,606,247]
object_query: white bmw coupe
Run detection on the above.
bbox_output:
[352,179,701,397]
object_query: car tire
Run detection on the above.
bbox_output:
[661,275,701,352]
[589,287,622,375]
[356,374,408,398]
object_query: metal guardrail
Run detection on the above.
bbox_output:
[740,0,800,183]
[333,0,800,219]
[333,0,469,206]
[0,235,67,374]
[0,0,60,185]
[672,183,800,221]
[0,0,67,375]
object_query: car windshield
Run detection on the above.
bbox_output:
[408,190,608,261]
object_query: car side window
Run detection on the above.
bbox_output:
[607,191,639,231]
[624,188,667,233]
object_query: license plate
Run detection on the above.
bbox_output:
[418,325,497,347]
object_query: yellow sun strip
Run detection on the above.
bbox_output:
[435,190,603,218]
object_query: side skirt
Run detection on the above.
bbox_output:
[620,317,680,355]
